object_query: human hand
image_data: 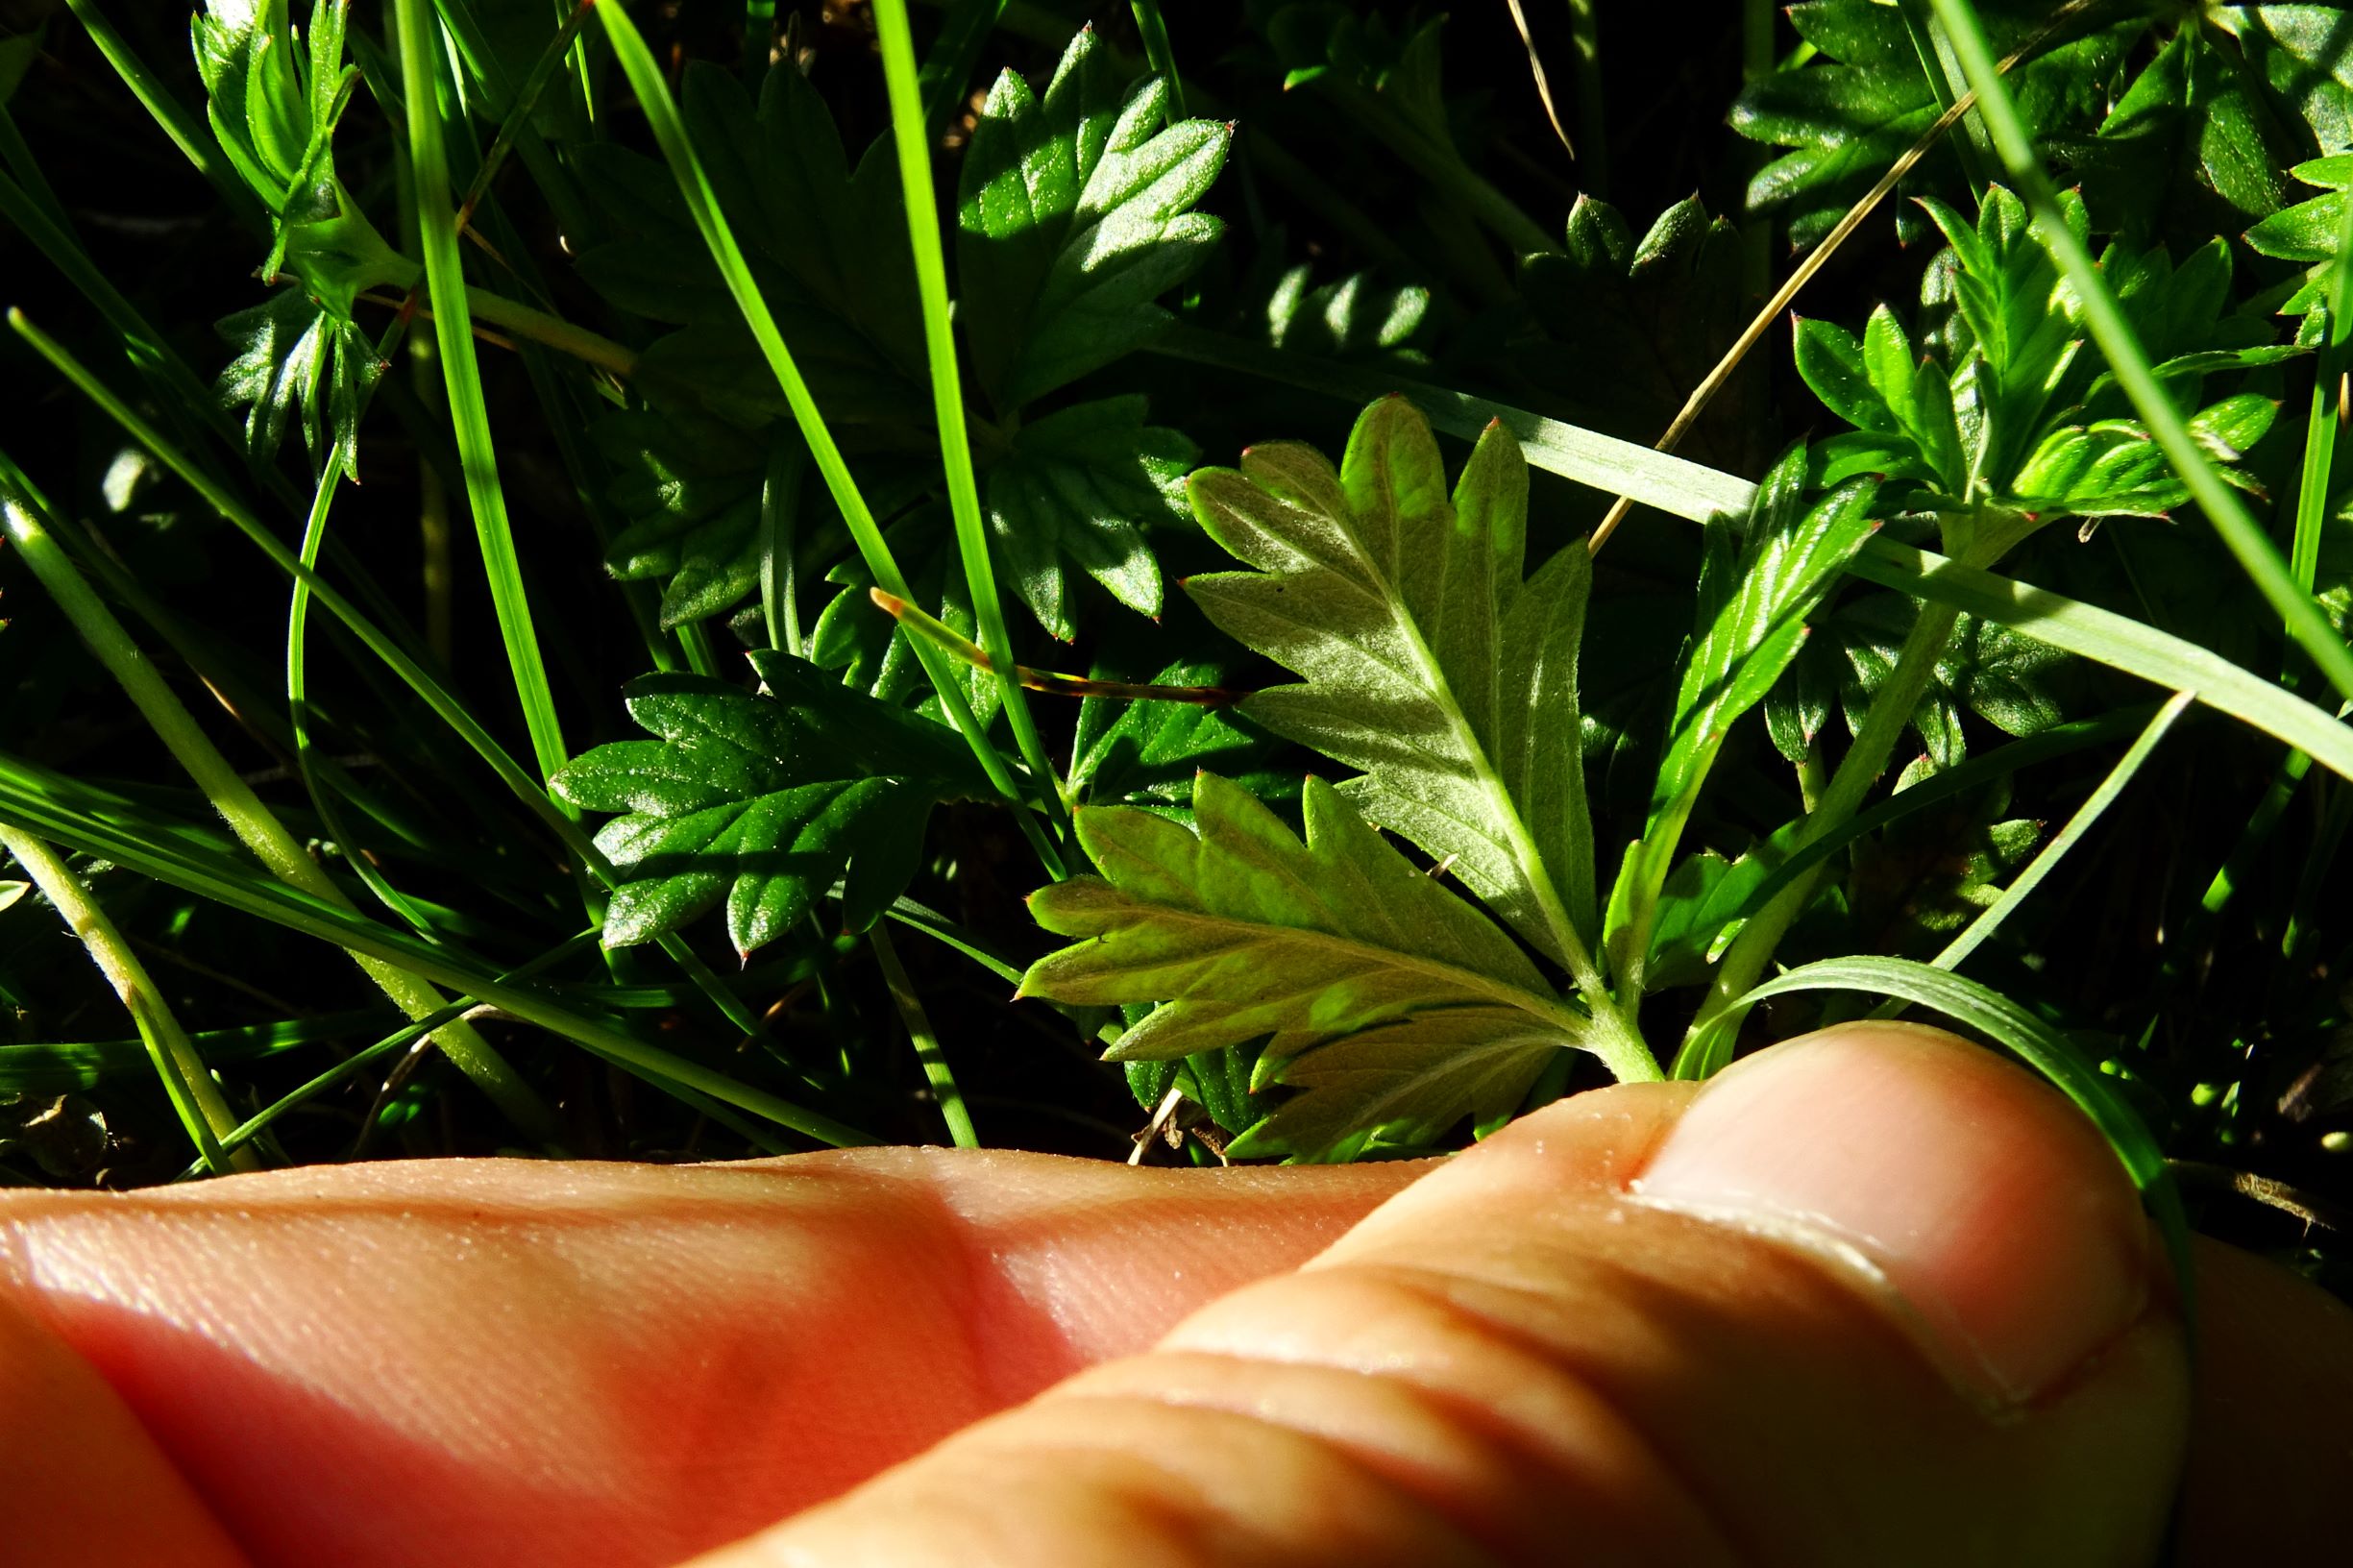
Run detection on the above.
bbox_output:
[2,1023,2345,1566]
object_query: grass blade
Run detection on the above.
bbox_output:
[873,0,1071,849]
[61,0,266,233]
[393,0,571,785]
[1147,326,1757,522]
[591,0,1065,878]
[870,922,977,1147]
[1913,691,2194,979]
[1929,0,2353,710]
[0,826,248,1173]
[1705,953,2194,1329]
[1850,540,2353,785]
[0,755,874,1150]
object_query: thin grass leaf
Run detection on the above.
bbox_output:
[874,0,1070,849]
[393,0,568,783]
[1696,953,2194,1327]
[591,0,1062,877]
[1929,0,2353,710]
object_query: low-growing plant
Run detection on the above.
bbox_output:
[1,1,2348,1291]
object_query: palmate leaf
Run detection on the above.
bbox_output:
[550,652,986,956]
[1019,773,1580,1160]
[1067,660,1289,821]
[1515,195,1754,466]
[987,395,1193,638]
[1799,186,2286,517]
[1768,596,2073,778]
[214,287,381,480]
[576,61,925,426]
[1731,0,2139,248]
[956,27,1230,413]
[1184,397,1598,975]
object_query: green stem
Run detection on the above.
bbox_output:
[0,826,251,1173]
[0,485,561,1144]
[1681,598,1963,1070]
[1929,0,2353,709]
[1564,0,1606,195]
[592,0,1066,879]
[870,921,977,1146]
[396,0,571,787]
[0,755,874,1149]
[461,283,638,377]
[873,0,1073,852]
[1129,1,1188,116]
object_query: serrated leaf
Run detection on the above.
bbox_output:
[213,287,381,479]
[1517,195,1752,464]
[1067,660,1289,820]
[1777,595,2074,775]
[1262,264,1433,360]
[957,29,1230,411]
[1018,773,1580,1160]
[1184,397,1598,972]
[550,652,986,955]
[576,61,926,425]
[984,395,1192,638]
[1606,448,1880,985]
[1732,0,2141,248]
[807,537,1002,729]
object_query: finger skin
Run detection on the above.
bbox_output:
[713,1037,2192,1567]
[0,1149,1419,1568]
[0,1043,2347,1566]
[0,1289,251,1568]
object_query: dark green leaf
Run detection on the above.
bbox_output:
[213,287,381,479]
[985,395,1192,638]
[550,653,986,955]
[956,29,1230,411]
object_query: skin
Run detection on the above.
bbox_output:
[0,1024,2345,1567]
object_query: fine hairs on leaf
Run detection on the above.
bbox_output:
[1185,397,1603,991]
[1018,772,1605,1160]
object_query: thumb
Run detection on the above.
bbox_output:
[711,1023,2186,1567]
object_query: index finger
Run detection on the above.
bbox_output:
[0,1148,1422,1568]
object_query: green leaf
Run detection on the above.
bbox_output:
[597,404,773,628]
[550,653,986,955]
[1516,195,1752,462]
[985,395,1193,638]
[2221,7,2353,157]
[576,61,926,425]
[1184,397,1599,975]
[1606,449,1880,985]
[1775,594,2071,773]
[806,541,1001,729]
[212,287,381,479]
[956,28,1230,412]
[1018,773,1581,1160]
[1067,660,1289,821]
[1262,264,1433,360]
[1732,0,2141,248]
[1693,954,2193,1318]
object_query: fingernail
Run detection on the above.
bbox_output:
[1629,1023,2150,1408]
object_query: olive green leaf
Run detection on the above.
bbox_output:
[1020,772,1581,1159]
[1184,397,1598,975]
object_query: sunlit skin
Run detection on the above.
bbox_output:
[1,1026,2346,1567]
